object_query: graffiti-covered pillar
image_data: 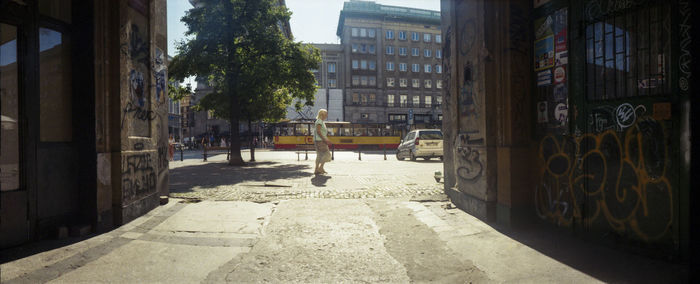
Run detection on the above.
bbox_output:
[104,0,169,225]
[441,0,535,224]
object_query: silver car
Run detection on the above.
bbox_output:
[396,129,443,161]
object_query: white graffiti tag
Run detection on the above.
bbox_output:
[615,103,646,129]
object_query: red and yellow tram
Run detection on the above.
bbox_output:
[273,121,402,150]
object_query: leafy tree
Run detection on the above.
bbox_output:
[169,0,320,165]
[167,79,192,102]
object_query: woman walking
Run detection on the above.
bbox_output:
[314,109,332,175]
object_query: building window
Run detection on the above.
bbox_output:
[424,49,431,57]
[386,29,394,39]
[400,94,408,107]
[352,60,359,69]
[398,31,407,40]
[412,64,420,73]
[424,79,432,88]
[436,80,443,89]
[369,76,376,86]
[369,93,376,103]
[329,79,337,88]
[387,94,395,107]
[361,76,368,86]
[412,47,419,57]
[411,32,419,41]
[436,96,442,105]
[360,28,367,37]
[369,44,375,54]
[399,63,407,72]
[386,61,395,71]
[413,95,420,107]
[389,114,407,122]
[369,60,376,70]
[361,113,370,119]
[425,96,432,107]
[360,44,367,53]
[361,60,367,70]
[436,50,442,58]
[585,5,670,100]
[328,62,336,73]
[352,93,359,103]
[436,65,442,73]
[352,44,358,53]
[399,47,407,56]
[368,29,375,38]
[361,94,368,104]
[435,34,442,43]
[424,64,432,73]
[352,27,359,37]
[412,78,420,88]
[386,45,394,55]
[352,76,360,85]
[399,78,407,87]
[424,33,431,42]
[387,77,395,87]
[438,114,443,121]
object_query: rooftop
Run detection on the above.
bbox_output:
[337,1,441,37]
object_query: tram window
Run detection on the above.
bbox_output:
[342,128,351,136]
[368,128,378,136]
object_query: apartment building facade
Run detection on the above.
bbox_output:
[286,44,345,122]
[337,1,443,129]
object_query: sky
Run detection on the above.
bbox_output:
[166,0,441,86]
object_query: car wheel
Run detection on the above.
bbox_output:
[410,151,417,161]
[396,152,404,160]
[424,157,431,161]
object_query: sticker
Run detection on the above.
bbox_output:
[554,8,568,52]
[535,16,553,39]
[555,103,568,126]
[553,84,567,101]
[554,66,566,84]
[537,70,552,86]
[534,36,555,71]
[555,51,568,66]
[653,102,671,120]
[537,101,548,123]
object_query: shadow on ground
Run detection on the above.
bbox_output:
[310,175,331,187]
[487,220,690,283]
[169,160,312,193]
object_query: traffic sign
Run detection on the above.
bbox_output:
[408,109,414,124]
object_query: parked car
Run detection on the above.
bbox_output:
[396,129,443,161]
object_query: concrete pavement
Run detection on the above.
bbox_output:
[1,151,688,283]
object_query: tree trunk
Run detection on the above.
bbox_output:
[249,119,255,162]
[228,80,244,166]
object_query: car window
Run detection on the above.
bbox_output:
[406,132,415,141]
[419,131,442,139]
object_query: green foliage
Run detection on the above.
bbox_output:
[167,80,192,102]
[168,0,321,123]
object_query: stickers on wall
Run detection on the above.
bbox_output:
[537,70,552,86]
[554,8,567,52]
[652,102,672,120]
[537,101,548,123]
[553,84,567,101]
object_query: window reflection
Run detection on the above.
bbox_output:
[1,24,20,191]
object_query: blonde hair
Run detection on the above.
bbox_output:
[316,109,328,120]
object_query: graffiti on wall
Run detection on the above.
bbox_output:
[678,0,692,91]
[154,48,167,105]
[535,116,672,241]
[122,152,157,203]
[456,133,484,182]
[588,103,647,133]
[585,0,645,22]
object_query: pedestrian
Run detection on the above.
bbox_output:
[314,109,332,175]
[168,134,175,161]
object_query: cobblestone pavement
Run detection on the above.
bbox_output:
[168,149,446,202]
